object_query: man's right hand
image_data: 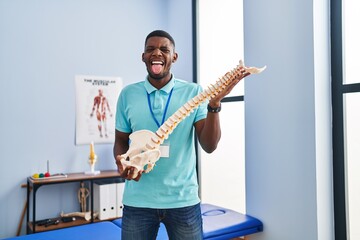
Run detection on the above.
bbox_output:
[115,155,143,181]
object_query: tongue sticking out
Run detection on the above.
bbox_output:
[151,64,163,74]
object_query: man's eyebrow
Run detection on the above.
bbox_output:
[146,45,171,49]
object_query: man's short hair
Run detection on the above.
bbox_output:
[145,30,175,47]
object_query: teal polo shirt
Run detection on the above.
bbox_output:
[115,76,207,208]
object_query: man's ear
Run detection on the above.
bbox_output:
[142,53,145,62]
[172,53,178,63]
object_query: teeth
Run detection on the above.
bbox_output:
[152,61,163,65]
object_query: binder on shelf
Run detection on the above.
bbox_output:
[116,182,125,217]
[93,183,117,220]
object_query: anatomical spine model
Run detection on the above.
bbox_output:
[120,60,266,178]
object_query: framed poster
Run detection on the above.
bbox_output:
[75,75,122,145]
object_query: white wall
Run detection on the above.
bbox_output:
[244,0,334,240]
[166,0,193,82]
[0,0,193,238]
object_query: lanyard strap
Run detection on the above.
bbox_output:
[147,88,174,128]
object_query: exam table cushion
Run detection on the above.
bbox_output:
[4,222,121,240]
[201,203,263,239]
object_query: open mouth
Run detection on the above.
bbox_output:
[151,60,164,74]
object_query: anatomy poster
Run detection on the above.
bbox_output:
[75,75,122,145]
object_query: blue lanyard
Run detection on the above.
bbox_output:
[147,88,174,128]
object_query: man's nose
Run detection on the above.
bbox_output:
[152,48,162,55]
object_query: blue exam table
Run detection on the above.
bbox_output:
[112,203,263,240]
[3,204,262,240]
[4,221,121,240]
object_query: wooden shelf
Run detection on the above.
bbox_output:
[28,217,88,232]
[26,170,123,234]
[28,170,121,186]
[28,216,120,233]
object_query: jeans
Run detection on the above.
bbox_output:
[121,203,203,240]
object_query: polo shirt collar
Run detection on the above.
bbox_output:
[144,75,175,94]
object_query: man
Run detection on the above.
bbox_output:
[113,30,248,240]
